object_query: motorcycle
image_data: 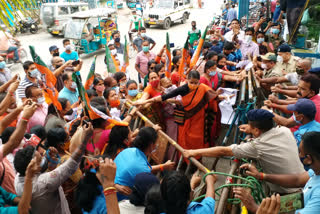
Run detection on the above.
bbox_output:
[0,41,28,68]
[16,18,39,34]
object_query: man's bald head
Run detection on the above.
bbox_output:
[51,56,64,68]
[298,58,312,72]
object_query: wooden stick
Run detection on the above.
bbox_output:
[125,101,211,174]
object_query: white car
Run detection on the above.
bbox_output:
[143,0,191,29]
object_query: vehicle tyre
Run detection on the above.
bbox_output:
[181,13,188,24]
[163,18,171,30]
[145,23,150,28]
[30,24,38,34]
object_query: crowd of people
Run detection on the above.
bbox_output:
[0,0,319,213]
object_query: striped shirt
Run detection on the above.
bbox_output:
[17,76,38,99]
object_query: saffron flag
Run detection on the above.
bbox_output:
[29,46,61,110]
[29,46,57,88]
[72,73,128,126]
[178,37,190,78]
[121,36,129,73]
[165,32,172,78]
[84,55,97,90]
[190,27,207,68]
[105,45,119,74]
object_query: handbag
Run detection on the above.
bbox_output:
[174,87,198,125]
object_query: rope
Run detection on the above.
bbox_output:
[193,170,265,205]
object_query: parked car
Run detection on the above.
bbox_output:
[40,2,89,36]
[143,0,191,29]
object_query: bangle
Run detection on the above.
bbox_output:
[259,172,265,180]
[104,187,116,192]
[160,164,164,171]
[104,189,117,196]
[21,117,29,123]
[8,91,15,97]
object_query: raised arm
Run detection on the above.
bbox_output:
[2,103,37,158]
[0,80,19,116]
[53,60,72,77]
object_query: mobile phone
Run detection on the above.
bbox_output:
[279,192,304,213]
[72,60,80,66]
[170,43,175,48]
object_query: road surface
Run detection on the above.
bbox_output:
[11,0,223,83]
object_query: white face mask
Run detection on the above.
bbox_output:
[257,38,265,44]
[277,55,283,63]
[111,49,117,56]
[37,97,45,105]
[65,45,72,51]
[70,82,77,89]
[244,35,252,44]
[261,63,268,69]
[141,33,146,38]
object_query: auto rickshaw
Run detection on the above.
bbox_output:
[64,8,117,55]
[126,0,137,9]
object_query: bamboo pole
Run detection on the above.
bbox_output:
[125,102,211,174]
[216,160,239,214]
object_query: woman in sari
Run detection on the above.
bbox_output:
[134,69,164,126]
[134,70,217,153]
[200,60,245,145]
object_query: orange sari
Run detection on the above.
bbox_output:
[178,84,217,151]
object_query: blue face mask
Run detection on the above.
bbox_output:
[293,113,302,124]
[209,71,217,76]
[193,45,198,50]
[128,89,138,97]
[29,69,40,78]
[272,28,280,35]
[221,25,226,29]
[257,38,265,44]
[276,5,280,7]
[142,46,149,52]
[0,61,6,69]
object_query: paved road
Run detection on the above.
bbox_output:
[11,0,223,82]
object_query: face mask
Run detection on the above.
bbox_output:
[128,89,138,97]
[111,49,117,56]
[221,25,226,29]
[277,55,283,63]
[150,79,159,88]
[276,5,280,7]
[70,82,77,89]
[95,85,105,92]
[296,68,305,75]
[115,38,120,43]
[7,108,15,113]
[192,25,196,28]
[53,52,60,57]
[271,28,280,35]
[55,64,62,69]
[120,81,126,87]
[0,61,6,69]
[293,113,302,124]
[193,45,198,50]
[244,35,252,43]
[209,71,217,76]
[261,63,268,69]
[257,38,265,44]
[112,86,120,94]
[109,99,120,108]
[142,46,150,52]
[141,33,146,38]
[29,69,40,78]
[188,83,198,90]
[65,45,72,51]
[133,15,136,19]
[160,73,165,79]
[217,64,224,69]
[65,109,73,116]
[37,96,45,105]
